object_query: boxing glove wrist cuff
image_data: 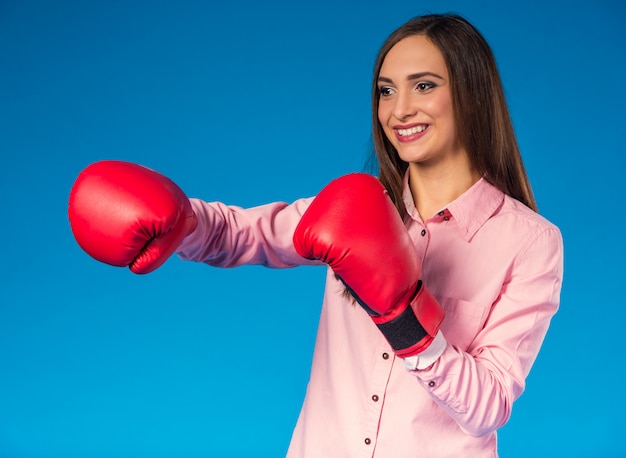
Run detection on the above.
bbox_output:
[374,298,428,353]
[373,282,445,358]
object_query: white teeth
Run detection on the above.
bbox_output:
[397,125,427,136]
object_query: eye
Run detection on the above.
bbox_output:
[378,86,396,97]
[416,81,437,92]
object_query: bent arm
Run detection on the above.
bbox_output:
[176,197,319,268]
[411,227,564,436]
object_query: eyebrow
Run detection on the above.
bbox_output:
[378,72,445,83]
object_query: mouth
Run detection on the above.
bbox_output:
[393,124,429,143]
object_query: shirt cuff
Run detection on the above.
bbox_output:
[403,331,447,371]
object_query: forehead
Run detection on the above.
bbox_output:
[379,35,448,78]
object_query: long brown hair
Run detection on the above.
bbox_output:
[371,14,537,214]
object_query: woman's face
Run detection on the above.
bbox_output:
[377,35,465,168]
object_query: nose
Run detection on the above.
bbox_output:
[392,90,417,121]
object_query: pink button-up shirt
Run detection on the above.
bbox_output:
[176,177,563,457]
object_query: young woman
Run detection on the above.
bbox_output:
[69,13,563,457]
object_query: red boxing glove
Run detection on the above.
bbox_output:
[293,173,444,357]
[68,160,197,274]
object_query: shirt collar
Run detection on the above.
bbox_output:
[402,171,504,242]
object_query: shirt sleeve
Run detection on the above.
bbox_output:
[176,197,319,269]
[409,226,564,437]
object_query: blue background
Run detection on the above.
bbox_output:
[1,0,625,456]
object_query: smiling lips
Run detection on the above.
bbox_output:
[394,124,428,143]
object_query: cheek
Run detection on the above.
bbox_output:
[424,95,449,116]
[429,97,457,134]
[436,94,455,122]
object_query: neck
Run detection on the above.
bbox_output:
[408,160,481,220]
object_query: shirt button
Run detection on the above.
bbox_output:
[443,216,450,221]
[372,394,379,402]
[365,438,371,445]
[428,381,436,388]
[382,352,390,360]
[421,229,427,236]
[437,211,445,216]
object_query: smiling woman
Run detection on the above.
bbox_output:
[376,34,477,222]
[4,0,626,455]
[66,12,563,458]
[372,15,536,219]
